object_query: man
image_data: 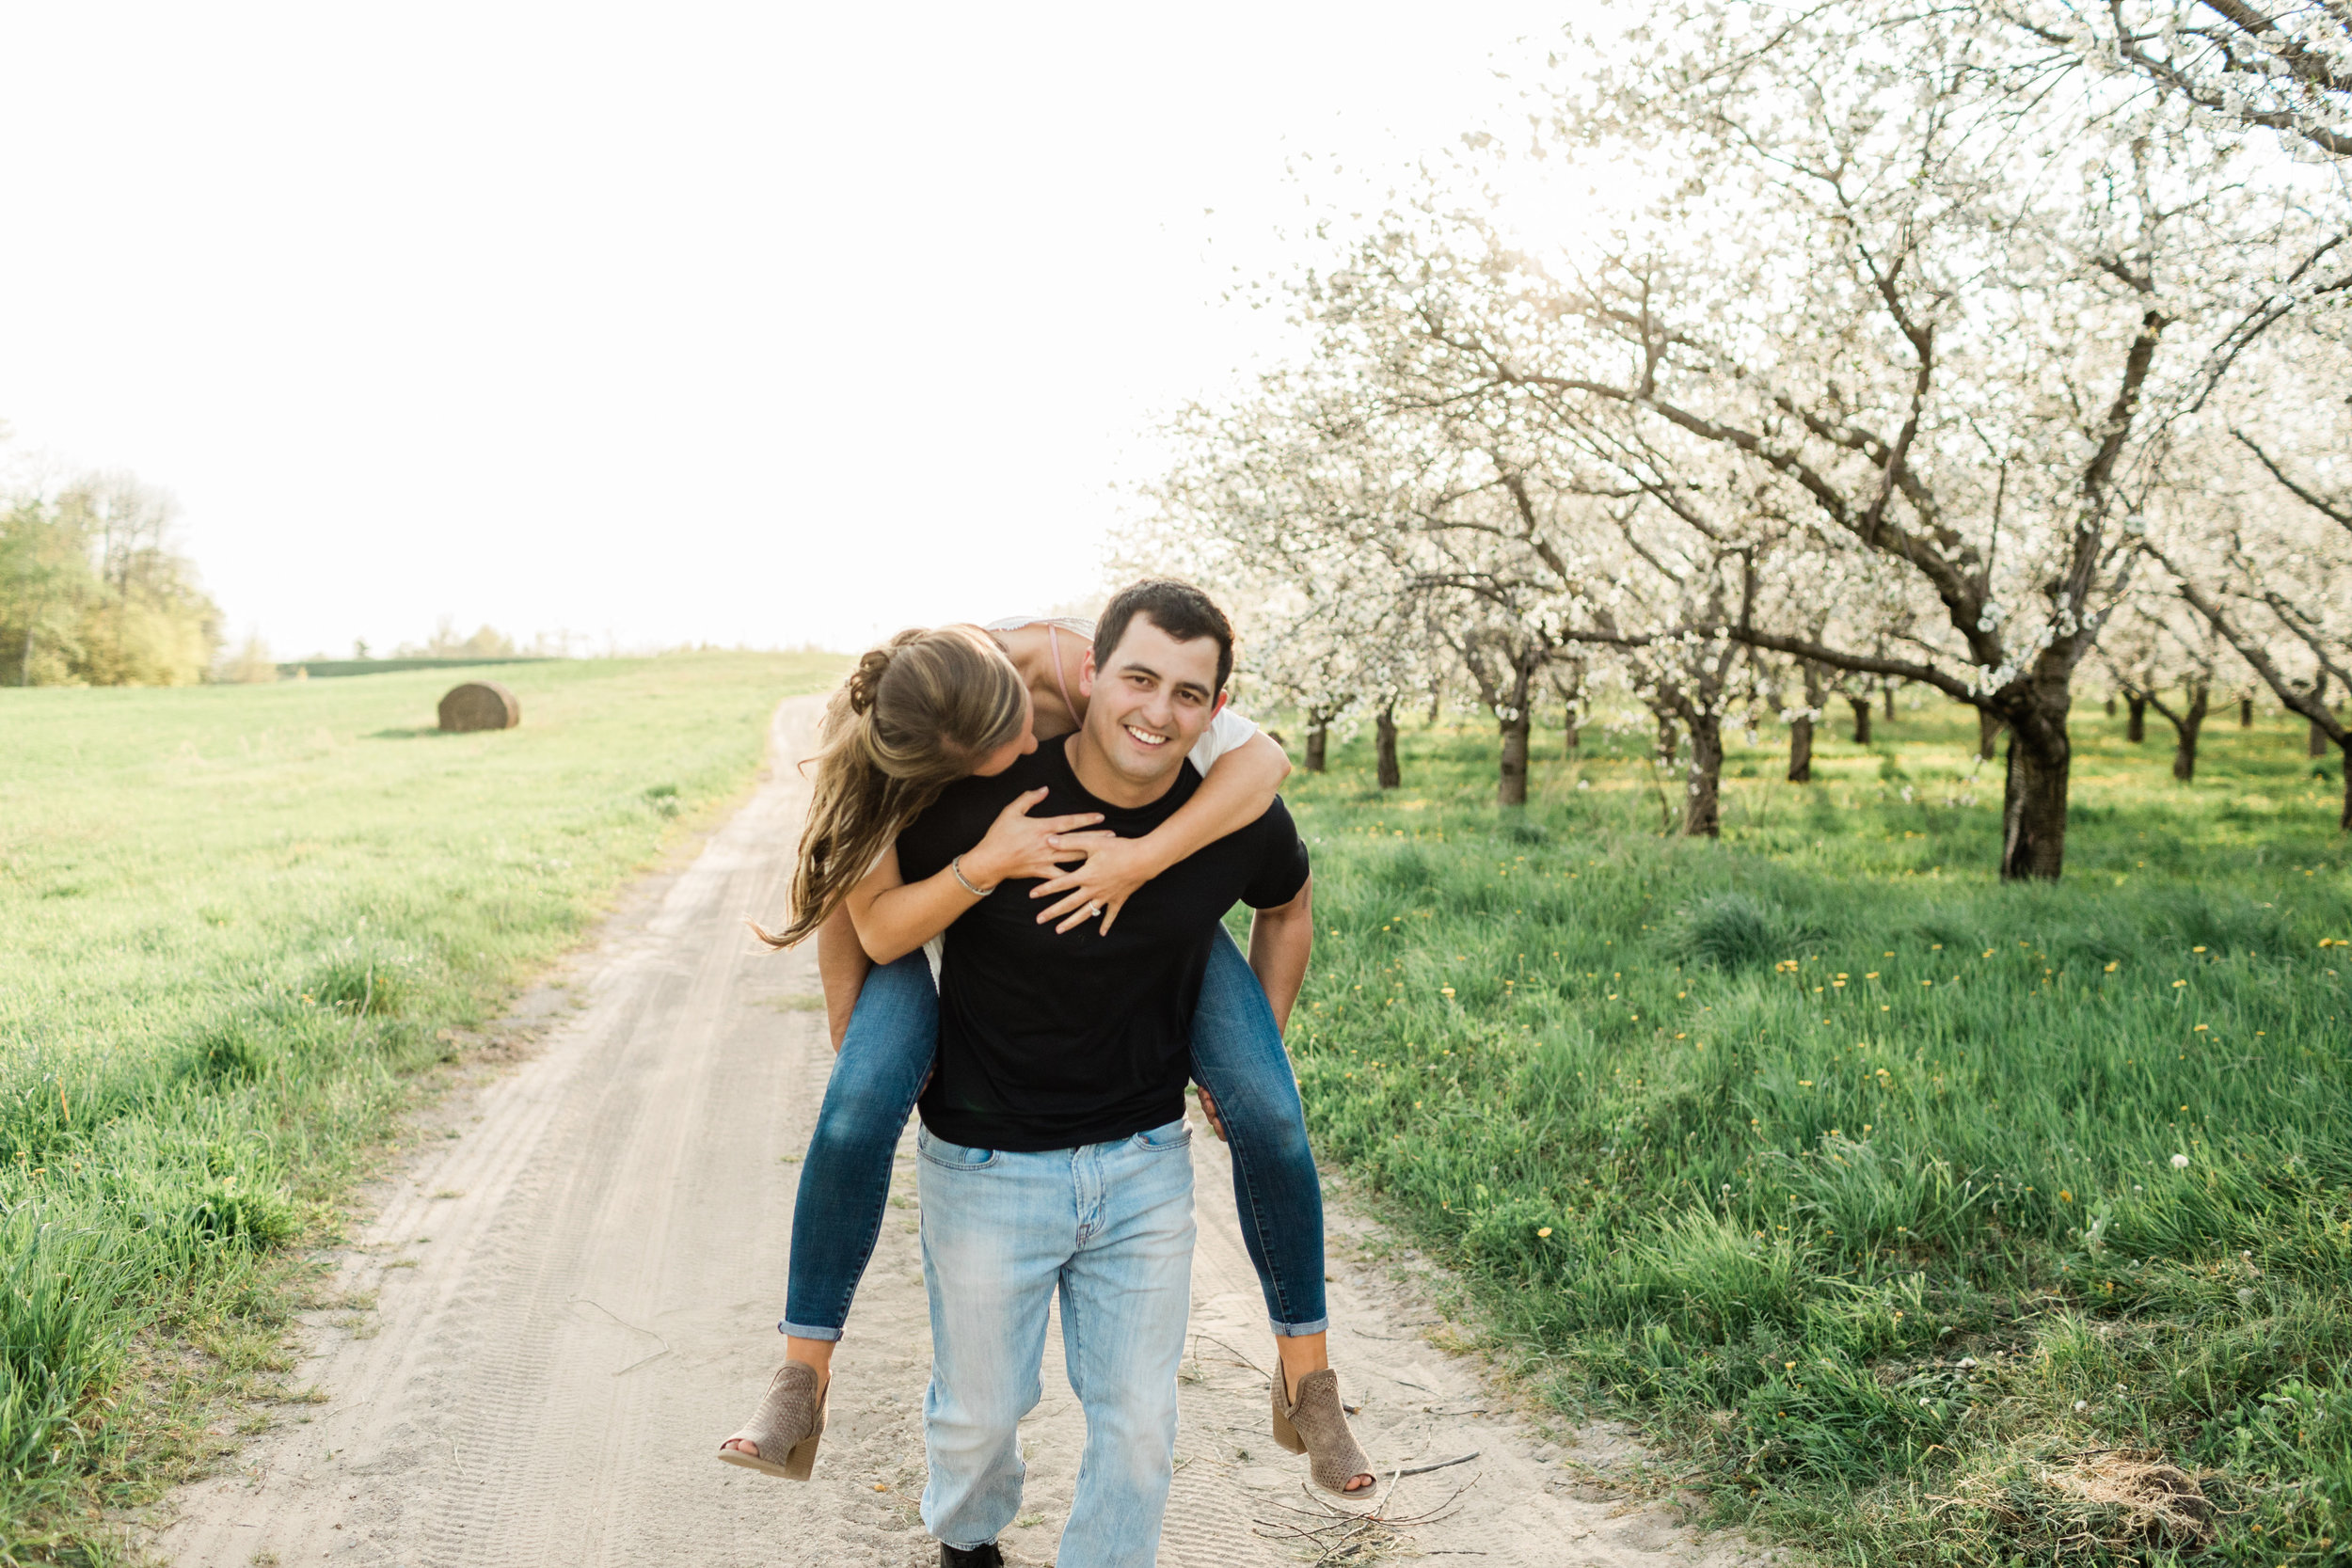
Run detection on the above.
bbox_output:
[892,579,1314,1568]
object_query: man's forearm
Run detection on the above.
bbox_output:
[1247,880,1314,1033]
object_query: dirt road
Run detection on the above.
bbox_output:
[154,696,1769,1567]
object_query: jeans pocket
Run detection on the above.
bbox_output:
[917,1129,997,1169]
[1130,1118,1192,1152]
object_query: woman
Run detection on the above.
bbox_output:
[717,618,1375,1495]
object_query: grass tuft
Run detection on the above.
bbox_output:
[1662,890,1819,972]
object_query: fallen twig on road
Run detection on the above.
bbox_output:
[1253,1473,1478,1564]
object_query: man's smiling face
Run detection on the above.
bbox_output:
[1074,613,1227,800]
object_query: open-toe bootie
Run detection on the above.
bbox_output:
[1269,1367,1375,1496]
[717,1361,827,1481]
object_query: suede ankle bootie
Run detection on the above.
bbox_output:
[1271,1365,1377,1496]
[716,1362,827,1481]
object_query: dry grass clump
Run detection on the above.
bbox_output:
[1933,1448,2217,1557]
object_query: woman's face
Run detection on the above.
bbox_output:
[966,687,1038,777]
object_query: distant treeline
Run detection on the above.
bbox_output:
[278,656,552,680]
[0,474,219,687]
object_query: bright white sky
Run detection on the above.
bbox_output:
[0,3,1583,659]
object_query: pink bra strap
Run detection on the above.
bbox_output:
[1045,623,1080,725]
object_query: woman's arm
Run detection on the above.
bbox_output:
[1031,728,1292,932]
[845,788,1105,964]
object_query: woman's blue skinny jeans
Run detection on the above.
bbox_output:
[779,928,1328,1340]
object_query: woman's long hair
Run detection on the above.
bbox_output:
[758,625,1027,949]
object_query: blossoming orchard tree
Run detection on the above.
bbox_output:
[1147,383,1451,788]
[2098,592,2238,781]
[2149,330,2352,826]
[1294,0,2335,879]
[1412,439,1778,835]
[1971,0,2352,824]
[1984,0,2352,160]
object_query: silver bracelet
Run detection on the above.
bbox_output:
[950,854,997,898]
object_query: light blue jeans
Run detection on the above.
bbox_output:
[916,1119,1196,1567]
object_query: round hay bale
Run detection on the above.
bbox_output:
[438,680,521,733]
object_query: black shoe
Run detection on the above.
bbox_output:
[940,1544,1003,1568]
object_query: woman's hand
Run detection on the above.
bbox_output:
[961,788,1104,890]
[1029,832,1168,933]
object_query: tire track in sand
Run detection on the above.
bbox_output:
[152,695,1782,1568]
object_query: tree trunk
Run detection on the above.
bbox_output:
[1497,657,1537,807]
[1657,713,1679,771]
[2240,694,2253,727]
[1883,682,1898,721]
[2125,695,2147,742]
[2105,693,2117,717]
[2314,674,2332,759]
[1788,661,1822,783]
[2315,718,2331,759]
[1977,706,2005,763]
[1848,697,1871,746]
[1683,711,1724,837]
[1999,715,2072,881]
[1375,704,1400,790]
[1499,709,1531,807]
[1305,715,1328,774]
[1563,705,1580,753]
[2171,683,2209,783]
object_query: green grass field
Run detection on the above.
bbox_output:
[0,654,840,1560]
[7,662,2346,1565]
[1275,701,2351,1565]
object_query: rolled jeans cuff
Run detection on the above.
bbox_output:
[1270,1315,1329,1338]
[778,1319,844,1342]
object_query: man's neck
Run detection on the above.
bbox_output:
[1063,730,1180,811]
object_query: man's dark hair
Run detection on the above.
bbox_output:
[1093,578,1235,694]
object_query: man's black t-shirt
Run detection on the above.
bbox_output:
[895,736,1311,1152]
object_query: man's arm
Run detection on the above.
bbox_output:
[1196,877,1314,1144]
[1246,875,1313,1033]
[815,902,871,1053]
